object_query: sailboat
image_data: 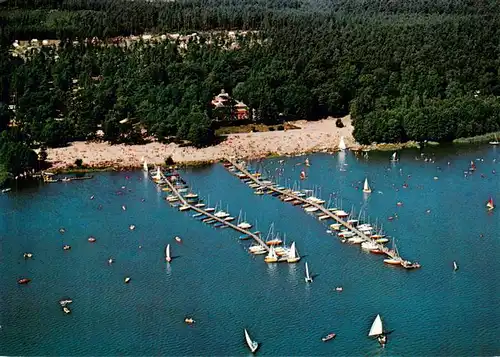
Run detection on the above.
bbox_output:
[453,261,458,271]
[368,314,387,347]
[264,245,278,263]
[363,178,372,193]
[153,167,162,181]
[304,262,313,283]
[339,136,346,151]
[237,211,252,229]
[244,329,259,353]
[384,240,402,265]
[390,152,398,162]
[469,160,476,171]
[165,244,172,262]
[287,242,301,263]
[305,157,311,166]
[489,134,499,145]
[486,197,495,210]
[143,160,148,172]
[300,170,307,180]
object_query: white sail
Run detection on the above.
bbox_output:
[363,178,371,193]
[244,329,259,353]
[143,160,148,172]
[453,261,458,271]
[266,245,277,259]
[305,262,312,282]
[153,167,162,180]
[166,244,171,261]
[339,136,347,151]
[368,314,384,336]
[391,152,397,161]
[289,242,297,259]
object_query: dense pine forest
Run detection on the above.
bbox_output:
[1,0,500,181]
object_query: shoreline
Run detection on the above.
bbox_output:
[43,116,429,173]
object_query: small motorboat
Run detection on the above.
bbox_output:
[129,224,136,230]
[88,236,96,243]
[63,306,71,314]
[18,278,31,284]
[63,245,71,250]
[2,188,11,193]
[108,258,114,264]
[335,286,343,292]
[124,277,131,283]
[322,333,336,342]
[23,252,33,259]
[175,236,182,243]
[59,228,66,234]
[184,317,195,324]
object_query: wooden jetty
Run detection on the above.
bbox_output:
[157,170,270,252]
[224,157,420,269]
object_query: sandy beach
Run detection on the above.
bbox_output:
[46,116,358,170]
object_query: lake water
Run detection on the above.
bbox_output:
[1,145,499,356]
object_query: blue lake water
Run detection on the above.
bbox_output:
[1,145,499,356]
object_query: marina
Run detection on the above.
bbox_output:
[150,166,307,263]
[224,158,421,269]
[153,168,270,252]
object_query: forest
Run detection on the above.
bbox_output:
[1,0,500,182]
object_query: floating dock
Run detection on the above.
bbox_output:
[155,169,270,252]
[224,157,420,270]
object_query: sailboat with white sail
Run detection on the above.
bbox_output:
[363,178,372,193]
[143,159,148,172]
[304,262,313,283]
[264,245,278,263]
[244,329,259,353]
[390,152,398,162]
[453,261,458,271]
[339,136,347,151]
[489,134,499,145]
[165,244,172,262]
[287,242,301,263]
[153,167,162,181]
[486,197,495,211]
[368,314,387,347]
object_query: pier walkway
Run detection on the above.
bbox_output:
[158,170,270,252]
[224,158,419,268]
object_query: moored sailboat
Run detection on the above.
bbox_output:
[244,329,259,353]
[287,242,301,263]
[264,245,278,263]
